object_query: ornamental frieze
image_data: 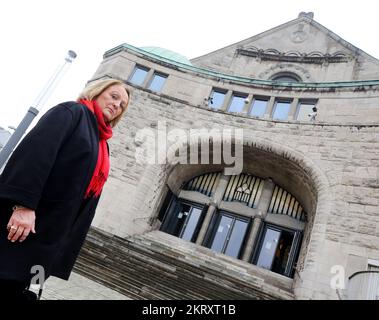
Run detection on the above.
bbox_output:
[236,46,353,64]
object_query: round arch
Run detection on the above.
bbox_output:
[271,72,302,83]
[145,131,331,281]
[258,62,312,82]
[162,133,330,213]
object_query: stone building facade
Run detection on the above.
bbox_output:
[75,13,379,300]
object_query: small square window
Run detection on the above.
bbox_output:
[272,100,291,120]
[209,89,226,109]
[296,101,317,121]
[129,65,149,86]
[250,98,268,117]
[148,73,167,92]
[228,93,248,113]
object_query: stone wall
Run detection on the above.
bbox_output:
[92,50,379,124]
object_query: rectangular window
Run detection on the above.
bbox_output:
[272,100,291,120]
[148,72,167,92]
[209,89,226,110]
[249,97,268,117]
[129,65,149,86]
[228,93,248,113]
[296,100,317,121]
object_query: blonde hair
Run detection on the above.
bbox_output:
[78,78,131,127]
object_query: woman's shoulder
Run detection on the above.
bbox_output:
[57,101,87,113]
[45,101,97,128]
[51,101,94,119]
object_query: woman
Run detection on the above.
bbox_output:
[0,78,130,299]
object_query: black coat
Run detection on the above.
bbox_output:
[0,101,101,281]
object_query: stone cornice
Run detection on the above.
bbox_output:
[103,44,379,90]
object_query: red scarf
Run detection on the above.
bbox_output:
[78,99,113,198]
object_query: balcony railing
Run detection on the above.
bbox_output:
[347,271,379,300]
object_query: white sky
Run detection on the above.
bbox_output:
[0,0,378,130]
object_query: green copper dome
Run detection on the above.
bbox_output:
[140,46,192,66]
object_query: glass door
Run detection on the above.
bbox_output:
[256,228,281,270]
[210,215,233,253]
[224,219,249,258]
[179,207,203,242]
[209,211,250,259]
[160,201,204,243]
[254,224,301,278]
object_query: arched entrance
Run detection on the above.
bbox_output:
[151,136,329,279]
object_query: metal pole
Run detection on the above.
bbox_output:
[0,50,77,170]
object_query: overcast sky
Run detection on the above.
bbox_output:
[0,0,378,130]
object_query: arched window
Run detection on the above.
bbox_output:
[271,72,301,83]
[268,185,307,221]
[223,173,264,208]
[183,172,221,196]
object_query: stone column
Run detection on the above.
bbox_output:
[142,69,155,87]
[257,178,275,219]
[264,96,275,119]
[288,98,299,120]
[196,204,216,245]
[242,94,254,115]
[220,90,233,112]
[196,174,230,245]
[242,216,262,262]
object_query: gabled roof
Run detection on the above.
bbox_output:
[191,13,379,64]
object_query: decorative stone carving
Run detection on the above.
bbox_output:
[290,24,308,43]
[236,183,251,195]
[298,12,314,19]
[236,46,352,65]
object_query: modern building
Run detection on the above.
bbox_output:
[74,12,379,300]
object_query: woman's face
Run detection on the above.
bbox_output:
[96,84,129,123]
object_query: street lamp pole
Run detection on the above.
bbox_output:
[0,50,77,170]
